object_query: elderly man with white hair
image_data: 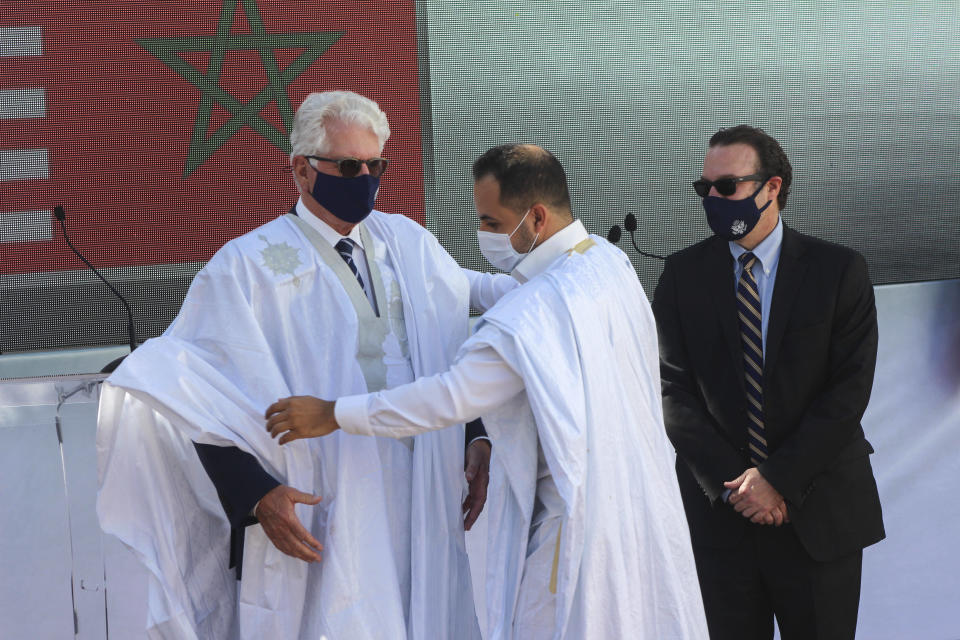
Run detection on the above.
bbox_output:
[97,90,509,639]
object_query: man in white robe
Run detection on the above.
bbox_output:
[96,91,510,639]
[266,144,709,639]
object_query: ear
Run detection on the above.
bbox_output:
[530,203,549,232]
[765,175,782,201]
[291,155,312,192]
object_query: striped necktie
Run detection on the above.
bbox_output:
[335,238,364,290]
[737,252,768,465]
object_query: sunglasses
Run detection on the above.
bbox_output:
[692,173,766,198]
[306,155,389,178]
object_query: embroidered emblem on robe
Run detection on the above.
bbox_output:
[259,234,303,280]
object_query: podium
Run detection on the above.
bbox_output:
[0,279,958,639]
[0,373,148,639]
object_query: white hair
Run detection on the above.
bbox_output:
[289,90,390,158]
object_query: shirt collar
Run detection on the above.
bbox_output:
[513,219,589,283]
[729,215,783,276]
[295,198,365,250]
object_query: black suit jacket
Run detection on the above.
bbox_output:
[651,224,884,562]
[194,420,487,576]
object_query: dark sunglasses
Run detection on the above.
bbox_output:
[305,155,389,178]
[692,173,766,198]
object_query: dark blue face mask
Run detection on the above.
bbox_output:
[310,168,379,224]
[702,178,772,240]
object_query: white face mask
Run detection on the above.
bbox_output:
[476,209,539,272]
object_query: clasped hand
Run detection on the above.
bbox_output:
[724,467,790,526]
[265,396,339,444]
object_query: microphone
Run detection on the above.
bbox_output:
[608,212,666,261]
[54,205,138,372]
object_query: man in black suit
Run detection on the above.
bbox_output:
[652,125,884,640]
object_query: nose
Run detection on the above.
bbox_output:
[357,161,371,176]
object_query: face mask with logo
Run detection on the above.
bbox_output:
[702,179,771,240]
[310,168,379,224]
[476,209,539,272]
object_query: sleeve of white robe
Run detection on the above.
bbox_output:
[462,268,519,312]
[336,326,525,438]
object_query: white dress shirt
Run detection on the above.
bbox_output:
[336,219,590,436]
[462,268,519,313]
[295,198,376,310]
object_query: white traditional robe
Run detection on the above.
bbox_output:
[97,209,482,639]
[338,228,709,639]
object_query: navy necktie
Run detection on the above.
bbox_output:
[737,252,768,464]
[335,238,364,290]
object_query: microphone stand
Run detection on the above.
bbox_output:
[607,213,666,261]
[53,206,138,372]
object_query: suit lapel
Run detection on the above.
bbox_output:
[704,238,746,390]
[764,225,808,377]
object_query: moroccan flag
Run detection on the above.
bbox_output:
[0,0,424,278]
[0,0,423,352]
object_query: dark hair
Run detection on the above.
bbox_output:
[472,144,572,216]
[709,125,792,210]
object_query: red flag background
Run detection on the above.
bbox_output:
[0,0,423,277]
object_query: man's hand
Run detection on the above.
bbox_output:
[462,439,491,531]
[265,396,339,444]
[772,500,790,526]
[255,485,323,562]
[724,467,789,526]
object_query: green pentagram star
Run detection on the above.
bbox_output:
[138,0,342,177]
